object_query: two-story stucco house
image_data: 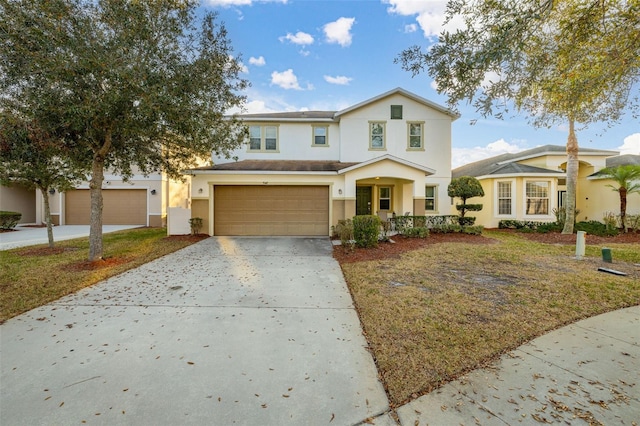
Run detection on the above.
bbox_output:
[452,145,640,228]
[186,88,459,236]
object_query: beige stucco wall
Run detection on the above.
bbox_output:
[580,177,640,223]
[0,185,36,223]
[191,199,210,235]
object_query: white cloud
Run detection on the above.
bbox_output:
[324,75,353,85]
[404,23,417,33]
[249,56,266,66]
[271,69,302,90]
[384,0,465,38]
[205,0,287,6]
[279,31,314,45]
[452,139,526,168]
[323,17,356,47]
[618,133,640,155]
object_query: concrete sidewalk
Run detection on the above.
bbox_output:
[0,237,389,425]
[0,224,140,250]
[397,305,640,425]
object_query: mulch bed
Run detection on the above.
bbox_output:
[163,234,210,243]
[333,230,640,264]
[66,256,132,272]
[333,233,496,264]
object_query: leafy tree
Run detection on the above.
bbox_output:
[397,0,640,234]
[0,113,86,248]
[0,0,248,260]
[599,165,640,232]
[448,176,484,225]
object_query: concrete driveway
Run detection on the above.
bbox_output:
[0,225,140,250]
[0,237,389,425]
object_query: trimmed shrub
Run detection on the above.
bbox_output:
[353,215,381,248]
[535,222,562,233]
[458,216,476,226]
[403,227,429,238]
[575,220,618,237]
[189,217,203,235]
[334,219,355,250]
[461,225,484,235]
[625,214,640,233]
[0,211,22,230]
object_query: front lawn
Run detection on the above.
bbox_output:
[335,230,640,406]
[0,228,206,323]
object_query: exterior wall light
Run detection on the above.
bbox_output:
[150,189,157,195]
[49,188,56,195]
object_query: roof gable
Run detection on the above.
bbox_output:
[334,87,459,120]
[453,144,620,178]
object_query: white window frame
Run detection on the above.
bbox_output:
[369,121,386,150]
[247,125,279,153]
[311,125,329,147]
[407,121,425,150]
[378,186,391,211]
[524,180,552,217]
[425,185,437,212]
[495,180,515,217]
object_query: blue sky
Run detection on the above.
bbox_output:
[201,0,640,167]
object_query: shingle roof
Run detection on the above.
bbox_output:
[236,111,336,120]
[192,160,360,172]
[605,154,640,167]
[452,144,618,178]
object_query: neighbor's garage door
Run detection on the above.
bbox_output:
[214,185,329,236]
[65,189,147,225]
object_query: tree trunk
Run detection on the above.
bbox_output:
[562,119,579,234]
[40,187,55,248]
[88,129,112,261]
[88,157,105,261]
[620,187,627,232]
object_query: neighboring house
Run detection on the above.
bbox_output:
[452,145,640,228]
[0,170,189,227]
[186,88,459,236]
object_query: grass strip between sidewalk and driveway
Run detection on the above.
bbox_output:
[337,230,640,406]
[0,227,206,323]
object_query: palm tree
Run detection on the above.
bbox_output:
[599,165,640,232]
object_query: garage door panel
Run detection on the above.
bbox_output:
[214,185,329,236]
[65,189,147,225]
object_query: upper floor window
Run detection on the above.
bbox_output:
[248,125,278,152]
[425,185,436,211]
[408,122,424,150]
[369,121,386,150]
[497,181,512,215]
[390,105,403,119]
[526,181,549,215]
[312,126,328,147]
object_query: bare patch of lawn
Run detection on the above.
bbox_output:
[336,230,640,406]
[0,228,207,323]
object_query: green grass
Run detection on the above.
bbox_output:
[0,228,204,322]
[338,230,640,406]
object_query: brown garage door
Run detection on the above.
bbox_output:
[65,189,147,225]
[214,185,329,236]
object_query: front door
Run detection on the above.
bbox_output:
[356,186,372,215]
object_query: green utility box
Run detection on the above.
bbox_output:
[601,247,612,263]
